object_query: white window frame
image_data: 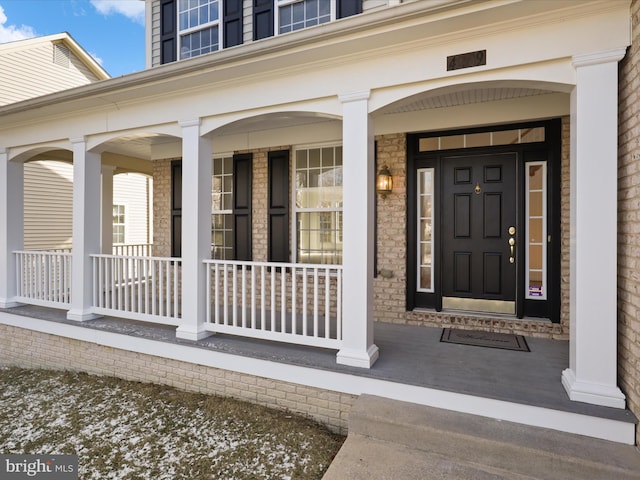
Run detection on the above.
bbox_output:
[275,0,336,36]
[292,143,343,265]
[525,161,547,300]
[113,204,126,245]
[211,155,234,260]
[178,0,223,60]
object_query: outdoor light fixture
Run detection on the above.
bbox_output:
[376,165,393,198]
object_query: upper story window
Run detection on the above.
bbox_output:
[179,0,221,59]
[277,0,335,34]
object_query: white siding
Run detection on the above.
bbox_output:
[23,161,74,250]
[113,173,153,246]
[151,0,161,67]
[0,43,101,106]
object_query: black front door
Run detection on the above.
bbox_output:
[441,153,517,313]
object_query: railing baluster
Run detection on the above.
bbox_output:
[337,267,342,341]
[325,267,330,339]
[214,263,220,325]
[241,265,247,328]
[270,266,276,332]
[313,267,319,338]
[302,267,308,337]
[223,264,229,326]
[292,267,297,335]
[260,266,266,330]
[280,267,286,333]
[232,264,238,327]
[251,266,256,329]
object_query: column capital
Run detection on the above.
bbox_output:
[339,91,371,104]
[572,48,626,68]
[69,136,87,145]
[0,148,7,157]
[179,119,201,129]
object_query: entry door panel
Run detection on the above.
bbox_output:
[442,154,516,303]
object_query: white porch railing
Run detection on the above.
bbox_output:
[112,243,153,257]
[204,260,343,349]
[14,250,72,308]
[91,254,181,326]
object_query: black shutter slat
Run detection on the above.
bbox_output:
[171,160,182,257]
[160,0,177,64]
[253,0,274,40]
[233,154,253,261]
[337,0,362,19]
[268,150,290,262]
[224,0,244,48]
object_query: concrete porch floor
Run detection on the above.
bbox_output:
[0,305,636,444]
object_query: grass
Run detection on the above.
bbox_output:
[0,367,344,479]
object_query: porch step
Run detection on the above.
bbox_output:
[323,395,640,480]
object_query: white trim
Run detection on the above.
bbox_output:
[0,311,634,445]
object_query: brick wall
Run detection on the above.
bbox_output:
[0,324,355,434]
[618,0,640,446]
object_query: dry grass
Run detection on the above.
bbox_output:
[0,367,344,479]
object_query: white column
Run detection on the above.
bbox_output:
[67,138,102,321]
[176,119,213,341]
[561,49,627,408]
[0,149,23,308]
[336,91,379,368]
[101,165,116,254]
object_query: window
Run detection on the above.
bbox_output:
[526,162,547,299]
[417,169,434,292]
[276,0,334,34]
[179,0,221,59]
[211,157,234,259]
[294,145,342,264]
[113,204,125,244]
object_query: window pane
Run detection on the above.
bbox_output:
[466,132,491,148]
[419,137,439,152]
[492,129,519,145]
[417,168,434,292]
[440,134,464,150]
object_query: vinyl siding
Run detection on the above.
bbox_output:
[151,0,162,67]
[113,173,153,246]
[0,43,101,106]
[23,161,74,250]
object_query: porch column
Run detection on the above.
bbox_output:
[561,49,627,408]
[175,119,213,341]
[0,149,23,308]
[337,91,379,368]
[67,137,102,321]
[101,165,115,254]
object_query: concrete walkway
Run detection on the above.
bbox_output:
[323,395,640,480]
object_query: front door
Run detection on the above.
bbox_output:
[441,153,517,314]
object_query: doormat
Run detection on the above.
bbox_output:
[440,328,530,352]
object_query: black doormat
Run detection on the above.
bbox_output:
[440,328,530,352]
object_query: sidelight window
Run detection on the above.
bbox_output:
[417,168,435,292]
[526,162,547,299]
[211,156,233,259]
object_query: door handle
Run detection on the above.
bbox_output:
[509,237,515,264]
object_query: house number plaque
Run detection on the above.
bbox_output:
[447,50,487,71]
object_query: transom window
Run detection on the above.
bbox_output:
[277,0,334,34]
[211,157,233,259]
[294,145,343,264]
[179,0,220,59]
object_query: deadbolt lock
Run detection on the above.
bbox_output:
[508,226,516,235]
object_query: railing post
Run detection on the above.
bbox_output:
[0,149,23,308]
[176,119,213,340]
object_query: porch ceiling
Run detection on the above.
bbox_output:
[381,87,554,115]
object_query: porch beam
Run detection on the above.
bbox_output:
[67,137,102,321]
[0,149,23,308]
[176,119,214,341]
[336,91,379,368]
[561,49,627,409]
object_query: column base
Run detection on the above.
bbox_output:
[66,310,102,322]
[0,298,22,308]
[336,344,379,369]
[561,368,626,409]
[176,325,214,341]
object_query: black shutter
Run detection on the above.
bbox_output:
[233,153,253,261]
[268,150,290,262]
[224,0,244,48]
[171,160,182,257]
[253,0,274,40]
[337,0,362,19]
[160,0,177,64]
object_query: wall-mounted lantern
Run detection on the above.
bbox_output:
[376,165,393,198]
